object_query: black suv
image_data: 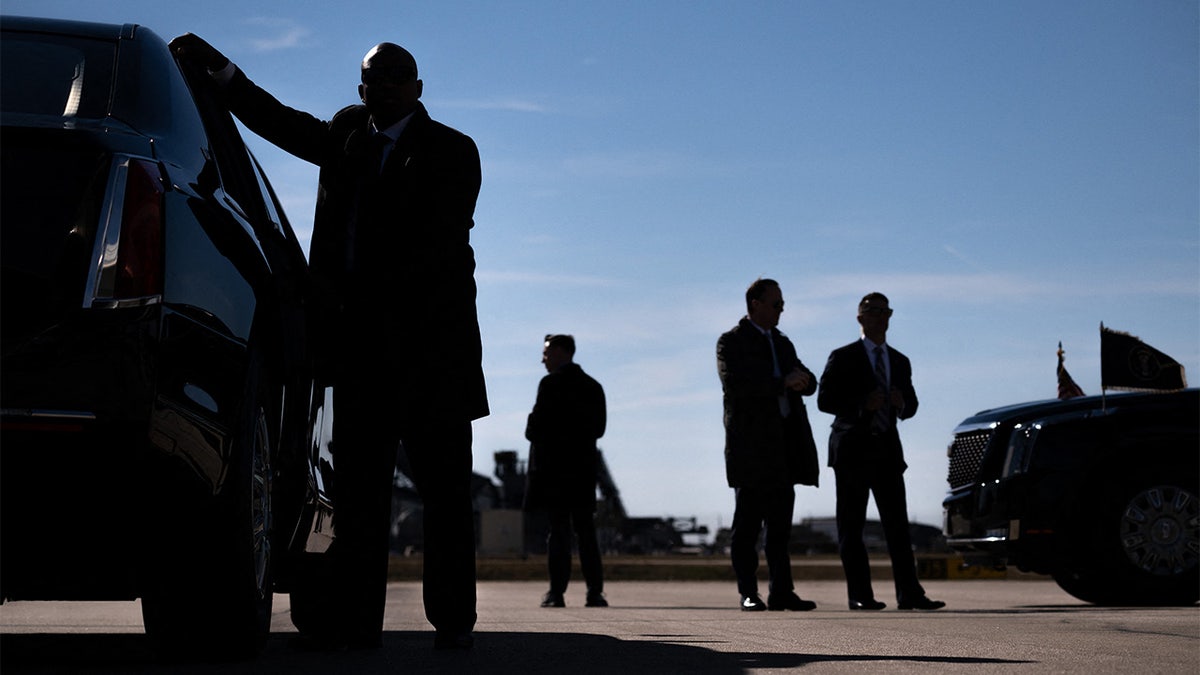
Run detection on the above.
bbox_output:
[1,16,334,656]
[943,389,1198,606]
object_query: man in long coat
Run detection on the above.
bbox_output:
[524,335,608,608]
[170,35,487,649]
[716,279,819,612]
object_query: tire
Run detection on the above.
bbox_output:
[141,354,276,659]
[1053,477,1199,606]
[1050,568,1108,605]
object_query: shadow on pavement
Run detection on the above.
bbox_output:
[2,631,1032,674]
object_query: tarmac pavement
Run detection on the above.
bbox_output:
[3,578,1198,674]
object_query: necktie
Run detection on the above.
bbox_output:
[767,332,790,418]
[873,346,890,431]
[368,132,392,173]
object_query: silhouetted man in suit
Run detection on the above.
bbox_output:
[817,293,943,611]
[170,35,487,649]
[716,279,820,612]
[523,334,608,609]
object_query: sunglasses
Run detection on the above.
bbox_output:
[860,307,893,317]
[361,66,417,86]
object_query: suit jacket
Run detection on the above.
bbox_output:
[523,363,606,512]
[817,340,918,472]
[219,69,488,422]
[716,318,820,488]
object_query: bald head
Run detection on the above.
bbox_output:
[361,42,417,76]
[358,42,423,129]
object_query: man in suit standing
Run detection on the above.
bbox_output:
[817,293,943,611]
[716,279,820,612]
[523,335,608,609]
[170,36,487,649]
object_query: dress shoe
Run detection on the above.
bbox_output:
[848,599,887,611]
[740,594,767,611]
[898,597,946,610]
[585,591,608,607]
[540,591,566,608]
[767,592,816,611]
[433,631,474,650]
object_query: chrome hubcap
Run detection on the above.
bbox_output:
[1120,485,1199,576]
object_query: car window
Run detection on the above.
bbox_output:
[248,151,286,237]
[175,63,269,226]
[1,33,115,119]
[110,30,209,160]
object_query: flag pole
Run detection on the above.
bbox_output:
[1099,322,1107,412]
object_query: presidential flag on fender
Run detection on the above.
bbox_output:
[1056,342,1085,399]
[1100,324,1187,392]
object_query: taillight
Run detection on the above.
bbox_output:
[113,159,164,299]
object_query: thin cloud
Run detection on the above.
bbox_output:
[943,244,987,272]
[477,270,625,287]
[561,149,742,180]
[563,151,687,179]
[608,389,717,414]
[241,17,310,52]
[795,272,1066,304]
[806,271,1198,303]
[436,98,549,113]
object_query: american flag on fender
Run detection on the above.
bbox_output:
[1057,342,1085,400]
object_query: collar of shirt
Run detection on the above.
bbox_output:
[747,318,772,336]
[368,113,414,169]
[372,111,415,143]
[861,336,889,373]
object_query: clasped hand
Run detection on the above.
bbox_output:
[865,387,905,411]
[783,368,811,392]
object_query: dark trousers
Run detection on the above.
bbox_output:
[332,381,477,640]
[730,485,795,597]
[833,463,924,604]
[546,507,603,594]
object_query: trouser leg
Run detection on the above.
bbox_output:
[572,508,604,593]
[762,486,795,597]
[403,419,477,634]
[834,466,875,602]
[330,382,400,642]
[546,509,572,594]
[873,470,924,602]
[730,488,765,596]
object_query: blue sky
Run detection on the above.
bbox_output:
[10,1,1197,533]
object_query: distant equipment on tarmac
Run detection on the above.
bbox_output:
[388,448,709,555]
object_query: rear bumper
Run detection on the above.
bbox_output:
[0,305,247,600]
[1,418,149,599]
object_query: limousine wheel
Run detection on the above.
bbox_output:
[1054,474,1198,607]
[141,354,276,659]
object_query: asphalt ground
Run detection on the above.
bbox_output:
[394,553,992,582]
[3,576,1197,674]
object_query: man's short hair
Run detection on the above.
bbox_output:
[858,292,890,314]
[745,278,780,313]
[544,334,576,356]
